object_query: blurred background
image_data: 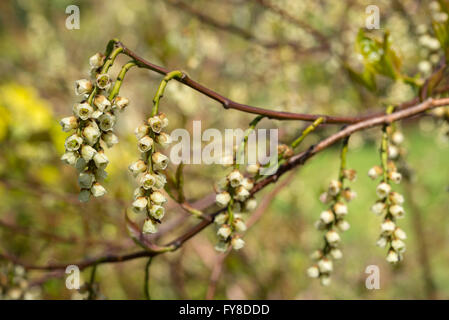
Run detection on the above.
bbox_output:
[0,0,448,299]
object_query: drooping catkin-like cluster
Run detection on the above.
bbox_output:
[0,263,41,300]
[368,125,407,264]
[213,161,260,252]
[60,52,128,202]
[129,113,172,234]
[307,165,356,286]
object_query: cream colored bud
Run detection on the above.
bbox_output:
[325,230,340,246]
[336,219,350,232]
[155,132,172,148]
[133,187,145,199]
[235,186,250,202]
[233,218,247,232]
[82,123,101,146]
[376,236,388,248]
[75,157,87,172]
[73,102,93,120]
[330,248,343,260]
[154,173,167,189]
[388,145,399,160]
[320,275,331,286]
[214,213,228,225]
[392,131,404,145]
[148,116,162,133]
[220,153,234,166]
[241,178,254,191]
[217,224,232,240]
[91,110,103,119]
[79,189,91,203]
[389,205,405,218]
[93,151,109,169]
[150,191,166,205]
[75,79,93,96]
[152,152,169,170]
[381,219,396,235]
[310,250,323,260]
[216,192,231,207]
[158,113,169,128]
[368,165,383,180]
[386,250,399,264]
[96,73,110,90]
[320,210,334,224]
[388,171,402,184]
[391,239,406,252]
[78,172,95,189]
[89,52,105,69]
[91,182,107,197]
[81,145,97,162]
[394,227,407,240]
[138,136,154,153]
[333,202,348,217]
[113,96,129,111]
[93,95,111,112]
[61,151,78,166]
[132,196,148,210]
[307,266,320,278]
[231,236,245,250]
[342,188,357,202]
[343,169,357,182]
[129,160,147,177]
[102,132,118,148]
[60,116,78,132]
[98,113,115,132]
[228,170,243,188]
[142,219,157,234]
[389,192,404,205]
[245,198,257,211]
[135,125,149,140]
[371,201,387,215]
[149,205,165,220]
[318,258,333,273]
[376,182,391,199]
[246,163,260,175]
[215,241,228,252]
[139,173,156,190]
[328,180,341,196]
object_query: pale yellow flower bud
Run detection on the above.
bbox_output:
[75,79,93,96]
[132,196,148,210]
[376,182,391,199]
[93,95,111,112]
[307,266,320,278]
[386,250,399,264]
[81,145,97,162]
[150,191,166,205]
[325,230,340,246]
[214,213,228,225]
[61,151,78,166]
[246,163,260,175]
[102,132,119,148]
[142,219,157,234]
[217,224,232,240]
[96,73,110,90]
[149,204,165,220]
[320,210,334,224]
[73,102,93,120]
[152,152,169,170]
[368,165,383,180]
[155,132,172,148]
[228,170,243,188]
[89,52,105,69]
[129,160,147,177]
[93,151,109,169]
[234,186,250,202]
[148,116,162,133]
[98,113,115,132]
[215,192,231,207]
[318,258,333,273]
[138,136,154,153]
[91,182,107,197]
[233,218,247,232]
[231,236,245,250]
[60,116,78,132]
[64,134,83,151]
[113,96,129,111]
[139,173,156,190]
[134,125,149,140]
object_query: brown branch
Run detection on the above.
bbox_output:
[3,97,448,273]
[3,97,449,273]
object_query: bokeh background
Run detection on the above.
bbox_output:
[0,0,448,299]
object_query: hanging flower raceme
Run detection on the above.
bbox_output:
[60,51,127,202]
[368,118,407,264]
[129,113,171,234]
[212,117,265,252]
[307,139,356,286]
